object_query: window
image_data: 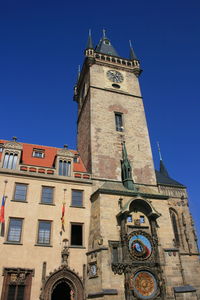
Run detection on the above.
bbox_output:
[71,224,83,246]
[115,113,123,132]
[7,218,23,243]
[127,215,132,223]
[14,184,27,202]
[72,190,83,207]
[59,160,71,176]
[73,156,79,163]
[32,148,45,158]
[41,186,54,204]
[37,221,51,245]
[140,216,145,224]
[3,153,18,169]
[170,209,180,247]
[2,268,33,300]
[0,143,3,152]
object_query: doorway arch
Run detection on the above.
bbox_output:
[40,265,84,300]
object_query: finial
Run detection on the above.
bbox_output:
[12,136,17,142]
[103,28,106,38]
[89,29,91,36]
[129,40,133,48]
[157,141,162,161]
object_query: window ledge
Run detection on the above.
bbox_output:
[4,242,23,245]
[39,202,55,206]
[35,244,52,247]
[11,200,28,203]
[70,205,85,209]
[69,246,86,249]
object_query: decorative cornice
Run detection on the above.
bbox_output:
[4,141,22,151]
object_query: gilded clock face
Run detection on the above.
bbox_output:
[107,70,124,83]
[132,271,158,299]
[128,232,152,260]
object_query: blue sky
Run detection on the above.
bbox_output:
[0,0,200,245]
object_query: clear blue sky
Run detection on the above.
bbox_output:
[1,1,200,245]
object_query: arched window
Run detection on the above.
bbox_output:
[170,209,180,247]
[3,152,18,169]
[59,160,71,176]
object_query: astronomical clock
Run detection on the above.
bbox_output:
[111,198,165,300]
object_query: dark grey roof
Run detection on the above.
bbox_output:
[155,170,184,187]
[155,159,184,187]
[174,285,196,293]
[95,36,119,57]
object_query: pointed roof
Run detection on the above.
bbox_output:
[95,30,119,57]
[155,159,184,187]
[129,40,138,60]
[86,29,93,49]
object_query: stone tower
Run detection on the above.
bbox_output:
[74,32,200,300]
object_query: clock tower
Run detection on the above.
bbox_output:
[74,32,200,300]
[74,31,156,185]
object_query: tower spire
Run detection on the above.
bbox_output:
[157,141,169,177]
[129,40,137,60]
[121,141,136,190]
[86,29,93,49]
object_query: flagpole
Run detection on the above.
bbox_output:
[0,180,8,237]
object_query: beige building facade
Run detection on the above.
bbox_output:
[0,32,200,300]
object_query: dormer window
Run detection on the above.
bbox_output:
[3,152,18,169]
[59,160,71,176]
[73,156,79,163]
[32,149,45,158]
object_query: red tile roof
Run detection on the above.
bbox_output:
[0,140,87,173]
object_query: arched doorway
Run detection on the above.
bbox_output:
[51,280,71,300]
[40,265,84,300]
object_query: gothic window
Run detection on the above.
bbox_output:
[115,113,123,132]
[7,218,23,243]
[1,268,33,300]
[14,184,28,202]
[170,209,180,247]
[59,160,71,176]
[41,186,54,204]
[71,190,83,207]
[3,152,18,169]
[70,223,83,246]
[37,220,52,245]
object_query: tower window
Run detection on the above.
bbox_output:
[170,209,180,247]
[70,223,83,246]
[140,216,145,224]
[115,113,123,132]
[127,215,132,223]
[59,160,71,176]
[3,152,18,169]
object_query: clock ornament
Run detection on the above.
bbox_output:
[128,231,153,260]
[107,70,124,83]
